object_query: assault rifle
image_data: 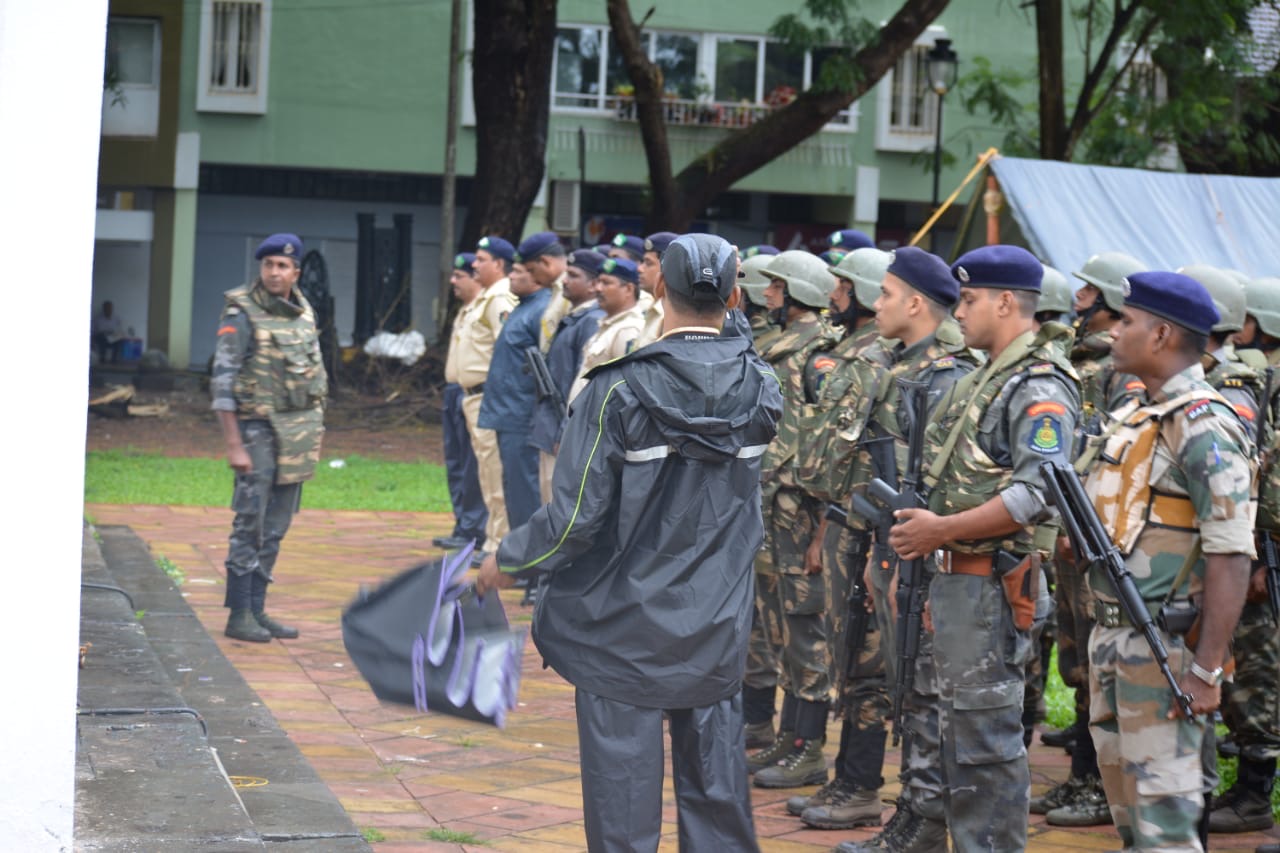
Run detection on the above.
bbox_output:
[825,505,872,682]
[1039,461,1196,722]
[523,346,565,418]
[849,379,930,745]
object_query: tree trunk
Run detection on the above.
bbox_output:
[1035,0,1067,160]
[612,0,950,232]
[460,0,557,247]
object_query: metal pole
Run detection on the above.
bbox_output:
[578,126,586,247]
[931,92,944,210]
[438,0,463,340]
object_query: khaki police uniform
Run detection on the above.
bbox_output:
[568,304,645,404]
[634,290,664,348]
[453,277,518,550]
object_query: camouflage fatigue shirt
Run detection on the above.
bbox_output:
[1203,344,1265,441]
[1087,363,1256,602]
[760,311,840,490]
[1071,327,1145,423]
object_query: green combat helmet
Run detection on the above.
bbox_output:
[1247,277,1280,338]
[1179,264,1246,333]
[830,247,892,311]
[763,250,837,310]
[738,254,774,308]
[1073,251,1146,313]
[1038,264,1073,315]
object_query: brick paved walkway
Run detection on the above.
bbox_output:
[84,503,1278,853]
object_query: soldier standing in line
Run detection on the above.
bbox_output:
[456,236,519,562]
[1032,252,1148,828]
[886,246,1080,852]
[479,244,552,533]
[747,250,841,789]
[1180,265,1264,437]
[818,248,976,851]
[434,252,490,552]
[1080,270,1255,852]
[1235,276,1280,368]
[519,231,568,354]
[529,249,605,503]
[633,232,676,348]
[737,250,783,356]
[568,257,646,404]
[211,233,327,643]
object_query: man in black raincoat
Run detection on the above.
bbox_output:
[477,233,783,852]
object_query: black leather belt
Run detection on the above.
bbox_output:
[463,382,486,396]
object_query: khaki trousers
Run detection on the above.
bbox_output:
[461,392,507,550]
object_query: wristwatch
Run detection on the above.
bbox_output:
[1189,660,1224,687]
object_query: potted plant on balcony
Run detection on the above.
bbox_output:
[612,83,635,119]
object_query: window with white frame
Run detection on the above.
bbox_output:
[875,29,946,152]
[102,16,161,137]
[196,0,271,114]
[551,24,858,130]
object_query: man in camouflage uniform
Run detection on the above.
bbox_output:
[737,250,781,355]
[886,245,1080,852]
[1033,252,1149,827]
[211,233,327,643]
[831,247,977,852]
[1081,270,1255,852]
[1235,276,1280,368]
[747,250,840,788]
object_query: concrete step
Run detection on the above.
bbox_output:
[77,526,370,851]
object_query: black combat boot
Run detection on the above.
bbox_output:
[250,574,298,638]
[225,609,271,642]
[1209,756,1276,833]
[753,737,827,788]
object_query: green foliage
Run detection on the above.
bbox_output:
[955,56,1039,158]
[135,609,147,620]
[1043,644,1077,731]
[155,555,185,587]
[769,0,877,93]
[360,827,386,842]
[84,450,452,512]
[423,828,486,844]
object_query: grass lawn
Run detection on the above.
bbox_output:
[85,450,452,512]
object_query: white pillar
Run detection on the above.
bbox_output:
[0,0,108,848]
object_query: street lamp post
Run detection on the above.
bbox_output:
[926,38,959,212]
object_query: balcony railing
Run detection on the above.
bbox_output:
[553,91,857,131]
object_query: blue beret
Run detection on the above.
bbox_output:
[951,245,1043,292]
[829,229,874,251]
[1123,270,1219,336]
[819,250,845,266]
[887,246,958,307]
[742,245,780,259]
[643,231,678,256]
[662,234,737,303]
[568,249,606,277]
[255,233,303,262]
[592,244,613,255]
[453,252,477,276]
[600,256,639,284]
[610,233,645,261]
[476,235,515,262]
[515,231,562,263]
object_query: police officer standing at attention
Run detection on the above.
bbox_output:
[435,252,490,551]
[529,249,605,502]
[211,233,327,643]
[568,257,645,403]
[634,232,677,348]
[521,231,568,353]
[1079,270,1255,852]
[887,246,1080,852]
[479,236,553,533]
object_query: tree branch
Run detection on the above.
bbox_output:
[1064,0,1147,157]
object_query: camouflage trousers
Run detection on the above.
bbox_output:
[754,488,830,704]
[931,570,1031,851]
[1054,552,1095,722]
[868,541,945,818]
[1221,597,1280,760]
[824,524,889,720]
[1089,624,1206,852]
[226,419,302,584]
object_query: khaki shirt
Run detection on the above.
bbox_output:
[568,303,646,404]
[634,291,664,348]
[538,273,570,353]
[450,278,517,390]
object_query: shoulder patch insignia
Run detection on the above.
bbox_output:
[1222,377,1245,389]
[933,356,956,369]
[1185,399,1214,421]
[1233,403,1256,421]
[1028,414,1064,455]
[217,324,237,336]
[813,356,837,372]
[1125,380,1146,392]
[1027,401,1067,417]
[1027,362,1055,375]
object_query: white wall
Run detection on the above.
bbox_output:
[0,0,107,849]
